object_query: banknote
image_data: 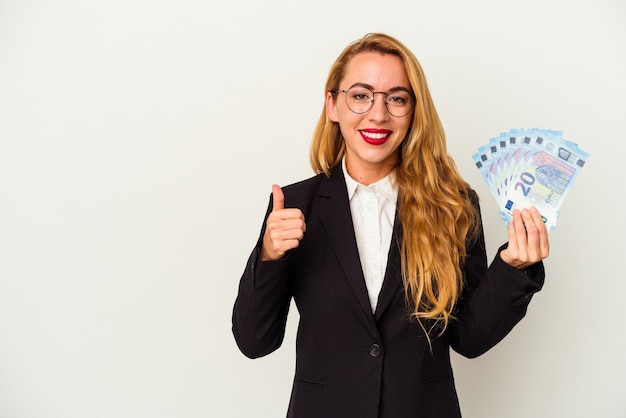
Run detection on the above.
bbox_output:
[473,128,588,230]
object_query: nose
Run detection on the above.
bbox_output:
[368,92,389,122]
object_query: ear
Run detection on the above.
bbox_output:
[326,91,339,122]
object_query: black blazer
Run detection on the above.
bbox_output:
[233,165,544,418]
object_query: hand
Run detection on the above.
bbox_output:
[500,207,550,270]
[260,185,306,261]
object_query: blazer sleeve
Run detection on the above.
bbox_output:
[450,197,545,359]
[232,200,293,359]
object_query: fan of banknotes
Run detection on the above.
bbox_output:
[472,128,588,230]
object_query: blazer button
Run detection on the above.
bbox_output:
[369,344,382,357]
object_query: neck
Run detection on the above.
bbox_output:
[344,160,395,186]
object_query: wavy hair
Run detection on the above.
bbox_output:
[310,33,479,334]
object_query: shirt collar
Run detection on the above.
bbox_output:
[342,157,398,204]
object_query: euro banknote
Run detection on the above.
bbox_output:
[472,128,588,230]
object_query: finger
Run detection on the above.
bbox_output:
[512,209,529,260]
[266,213,306,234]
[272,184,285,212]
[528,207,550,259]
[270,208,305,221]
[502,210,529,268]
[262,220,305,261]
[268,237,302,258]
[506,213,518,254]
[520,208,540,259]
[269,225,306,243]
[278,216,306,233]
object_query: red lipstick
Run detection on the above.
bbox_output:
[360,129,392,145]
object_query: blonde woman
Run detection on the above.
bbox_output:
[233,33,549,418]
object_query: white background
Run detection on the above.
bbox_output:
[1,0,625,417]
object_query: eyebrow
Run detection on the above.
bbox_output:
[348,82,412,93]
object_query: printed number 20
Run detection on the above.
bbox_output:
[514,172,535,196]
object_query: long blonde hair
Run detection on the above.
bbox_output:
[310,33,479,334]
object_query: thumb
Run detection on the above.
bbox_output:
[272,184,285,211]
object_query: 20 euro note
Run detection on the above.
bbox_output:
[499,134,588,229]
[474,128,589,230]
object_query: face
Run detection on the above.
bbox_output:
[327,52,412,185]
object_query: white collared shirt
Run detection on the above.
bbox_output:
[342,158,398,313]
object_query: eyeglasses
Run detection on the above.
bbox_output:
[331,86,414,117]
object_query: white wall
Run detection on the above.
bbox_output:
[1,0,624,417]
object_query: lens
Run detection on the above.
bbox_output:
[345,86,374,114]
[385,91,413,117]
[344,86,413,117]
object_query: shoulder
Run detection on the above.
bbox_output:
[281,165,344,211]
[282,165,343,198]
[282,172,326,194]
[280,172,326,211]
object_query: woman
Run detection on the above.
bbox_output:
[232,33,549,418]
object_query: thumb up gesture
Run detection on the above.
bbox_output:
[261,185,306,261]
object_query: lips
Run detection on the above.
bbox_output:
[360,129,392,145]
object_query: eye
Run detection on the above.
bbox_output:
[351,93,372,102]
[387,93,409,106]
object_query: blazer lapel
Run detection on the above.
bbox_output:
[374,216,403,320]
[318,167,375,320]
